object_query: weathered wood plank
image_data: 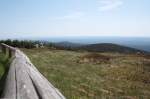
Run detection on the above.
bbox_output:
[27,64,65,99]
[1,59,16,99]
[18,49,65,99]
[15,57,39,99]
[0,43,65,99]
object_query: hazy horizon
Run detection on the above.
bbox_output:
[0,35,150,40]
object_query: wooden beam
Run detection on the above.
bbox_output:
[0,43,65,99]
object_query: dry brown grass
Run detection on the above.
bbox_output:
[78,53,111,64]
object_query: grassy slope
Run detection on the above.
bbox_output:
[0,52,6,78]
[22,48,150,99]
[0,52,9,94]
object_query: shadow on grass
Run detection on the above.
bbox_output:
[0,52,10,96]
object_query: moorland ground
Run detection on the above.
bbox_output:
[20,48,150,99]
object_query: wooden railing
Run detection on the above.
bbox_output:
[0,43,65,99]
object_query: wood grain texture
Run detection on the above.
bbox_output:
[0,43,65,99]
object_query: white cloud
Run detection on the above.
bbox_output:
[56,12,84,20]
[98,0,123,11]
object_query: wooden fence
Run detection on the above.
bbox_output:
[0,43,65,99]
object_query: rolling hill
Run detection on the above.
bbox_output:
[54,41,84,48]
[76,43,148,54]
[53,42,149,54]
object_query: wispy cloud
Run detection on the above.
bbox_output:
[98,0,123,11]
[56,12,84,20]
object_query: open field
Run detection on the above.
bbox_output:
[20,48,150,99]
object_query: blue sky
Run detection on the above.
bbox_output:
[0,0,150,39]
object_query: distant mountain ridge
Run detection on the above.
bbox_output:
[54,41,148,54]
[77,43,148,54]
[54,41,84,48]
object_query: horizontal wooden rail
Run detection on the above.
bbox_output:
[0,43,65,99]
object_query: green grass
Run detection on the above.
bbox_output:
[0,52,9,95]
[0,52,7,78]
[22,48,150,99]
[0,63,4,78]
